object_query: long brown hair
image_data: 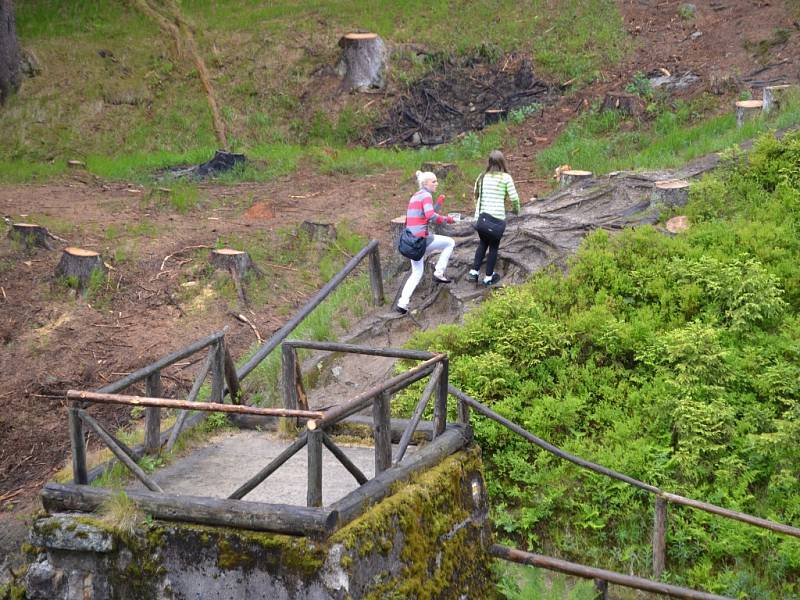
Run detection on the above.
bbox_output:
[485,150,508,173]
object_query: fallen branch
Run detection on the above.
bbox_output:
[160,244,212,271]
[231,312,262,343]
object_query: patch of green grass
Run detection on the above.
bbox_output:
[537,90,800,177]
[496,562,596,600]
[3,0,629,182]
[0,160,66,183]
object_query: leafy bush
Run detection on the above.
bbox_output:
[398,132,800,597]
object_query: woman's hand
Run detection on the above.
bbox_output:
[436,194,445,208]
[446,215,455,224]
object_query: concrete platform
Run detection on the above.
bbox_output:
[134,430,403,507]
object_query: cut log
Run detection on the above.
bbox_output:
[55,247,106,290]
[299,221,337,243]
[7,223,55,250]
[335,32,388,92]
[420,161,460,182]
[735,100,763,128]
[762,84,792,114]
[601,92,644,117]
[484,109,506,126]
[559,169,593,188]
[652,179,690,207]
[210,248,262,306]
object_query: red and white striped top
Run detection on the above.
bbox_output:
[405,190,447,237]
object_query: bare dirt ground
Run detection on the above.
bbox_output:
[1,0,798,568]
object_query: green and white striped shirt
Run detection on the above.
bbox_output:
[473,172,520,220]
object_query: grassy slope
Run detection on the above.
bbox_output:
[2,0,628,182]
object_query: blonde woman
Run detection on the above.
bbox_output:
[396,170,455,314]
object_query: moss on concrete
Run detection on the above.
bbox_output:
[331,447,498,599]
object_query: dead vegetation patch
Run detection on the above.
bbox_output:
[369,53,559,147]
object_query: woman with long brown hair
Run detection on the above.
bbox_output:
[468,150,520,285]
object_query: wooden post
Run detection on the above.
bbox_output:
[762,84,792,114]
[210,340,224,404]
[307,426,323,507]
[368,245,384,306]
[281,344,299,433]
[165,347,215,453]
[559,169,593,188]
[373,392,392,474]
[395,363,442,465]
[223,346,240,404]
[653,495,667,579]
[593,579,609,600]
[433,357,449,437]
[735,100,763,128]
[144,371,162,455]
[457,395,470,426]
[68,407,88,485]
[652,179,690,208]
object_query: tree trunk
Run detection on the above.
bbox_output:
[735,100,762,128]
[559,169,593,188]
[55,247,106,290]
[0,0,21,105]
[335,32,388,91]
[390,216,406,250]
[8,223,55,250]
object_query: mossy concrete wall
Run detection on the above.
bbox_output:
[24,448,496,599]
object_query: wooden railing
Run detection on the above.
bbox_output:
[450,385,799,599]
[65,239,385,485]
[51,240,475,534]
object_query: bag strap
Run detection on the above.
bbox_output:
[476,173,486,214]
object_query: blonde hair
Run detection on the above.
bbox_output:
[415,170,436,189]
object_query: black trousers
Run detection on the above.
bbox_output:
[473,230,501,275]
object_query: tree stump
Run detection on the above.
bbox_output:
[666,215,690,234]
[390,216,406,250]
[735,100,763,128]
[601,92,644,117]
[484,109,506,126]
[299,221,337,244]
[420,162,460,182]
[335,32,388,92]
[762,84,792,114]
[55,247,106,290]
[210,248,262,306]
[652,179,690,207]
[7,223,55,250]
[559,169,593,188]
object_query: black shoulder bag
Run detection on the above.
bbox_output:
[397,227,427,261]
[474,173,506,242]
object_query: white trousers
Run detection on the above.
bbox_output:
[398,234,455,309]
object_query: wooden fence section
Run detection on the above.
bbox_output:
[450,385,799,593]
[491,545,732,600]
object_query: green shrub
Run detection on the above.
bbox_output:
[398,132,800,597]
